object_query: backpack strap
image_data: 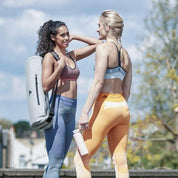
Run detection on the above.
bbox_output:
[47,79,59,123]
[47,51,60,123]
[50,51,60,61]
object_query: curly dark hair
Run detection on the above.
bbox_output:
[36,20,67,57]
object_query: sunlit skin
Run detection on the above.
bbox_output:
[42,25,102,99]
[52,26,70,49]
[50,26,78,98]
[75,11,132,178]
[40,20,102,178]
[79,17,132,130]
[97,18,108,40]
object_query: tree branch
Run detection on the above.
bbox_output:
[130,137,175,144]
[160,119,176,136]
[172,56,178,69]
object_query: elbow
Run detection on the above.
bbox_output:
[122,90,130,101]
[96,81,104,91]
[43,87,49,94]
[42,83,50,93]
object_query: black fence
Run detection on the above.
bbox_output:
[0,169,178,178]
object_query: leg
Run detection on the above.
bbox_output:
[64,107,76,157]
[43,113,66,178]
[108,124,129,178]
[74,150,92,178]
[74,100,110,178]
[43,96,76,178]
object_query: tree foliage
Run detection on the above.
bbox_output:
[132,0,178,168]
[136,0,178,146]
[0,118,13,129]
[137,0,177,119]
[13,120,32,138]
[128,118,178,169]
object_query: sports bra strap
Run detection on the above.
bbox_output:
[111,42,121,67]
[50,51,75,62]
[50,51,60,61]
[68,54,75,62]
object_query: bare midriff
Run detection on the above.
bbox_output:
[56,80,77,99]
[101,78,122,94]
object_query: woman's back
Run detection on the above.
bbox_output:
[101,41,130,94]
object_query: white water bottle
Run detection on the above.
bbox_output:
[73,129,88,156]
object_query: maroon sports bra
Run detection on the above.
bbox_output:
[50,51,80,81]
[59,62,80,81]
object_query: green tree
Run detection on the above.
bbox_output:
[136,0,178,151]
[13,120,31,138]
[0,118,13,129]
[133,0,178,168]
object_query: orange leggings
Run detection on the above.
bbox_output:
[74,93,130,178]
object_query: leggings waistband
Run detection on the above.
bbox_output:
[97,93,125,102]
[50,94,77,106]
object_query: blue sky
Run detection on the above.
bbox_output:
[0,0,154,123]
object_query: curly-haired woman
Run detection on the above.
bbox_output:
[36,20,101,178]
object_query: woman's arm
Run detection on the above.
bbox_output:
[70,34,101,45]
[69,34,102,61]
[78,44,108,131]
[121,50,132,101]
[42,53,66,93]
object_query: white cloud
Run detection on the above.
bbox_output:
[63,15,99,37]
[0,0,155,122]
[127,45,143,63]
[12,77,26,99]
[14,45,27,55]
[0,18,5,26]
[7,9,49,37]
[169,0,177,6]
[127,31,164,63]
[2,0,36,8]
[0,72,7,88]
[0,71,93,100]
[78,77,93,95]
[126,15,142,28]
[1,0,67,8]
[0,71,26,100]
[0,9,49,59]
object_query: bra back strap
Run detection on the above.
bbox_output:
[110,41,121,67]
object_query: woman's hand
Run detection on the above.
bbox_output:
[69,33,76,42]
[57,57,66,69]
[79,112,89,132]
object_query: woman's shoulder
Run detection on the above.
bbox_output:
[122,48,131,62]
[44,52,53,57]
[43,52,56,64]
[97,41,121,51]
[121,47,132,71]
[96,42,110,53]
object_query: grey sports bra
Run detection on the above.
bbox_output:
[104,42,126,80]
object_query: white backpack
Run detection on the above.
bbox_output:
[25,53,59,129]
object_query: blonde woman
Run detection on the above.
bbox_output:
[74,10,132,178]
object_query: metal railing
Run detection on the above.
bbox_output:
[0,169,178,178]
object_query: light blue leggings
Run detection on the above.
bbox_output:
[43,95,77,178]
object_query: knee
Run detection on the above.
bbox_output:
[48,156,64,170]
[74,151,92,178]
[74,152,79,165]
[74,151,90,169]
[112,152,128,168]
